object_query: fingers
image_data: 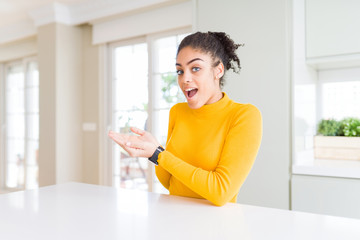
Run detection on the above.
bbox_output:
[122,142,149,158]
[130,127,160,146]
[125,140,145,150]
[108,130,156,158]
[130,127,145,136]
[108,131,126,146]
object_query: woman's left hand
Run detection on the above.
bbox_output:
[108,130,158,158]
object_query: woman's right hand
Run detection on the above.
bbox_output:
[130,127,161,147]
[108,130,157,158]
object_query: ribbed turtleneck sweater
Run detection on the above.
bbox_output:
[156,92,262,206]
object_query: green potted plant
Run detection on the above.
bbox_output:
[317,119,342,136]
[314,118,360,160]
[342,118,360,137]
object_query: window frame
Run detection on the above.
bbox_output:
[104,27,191,191]
[0,63,5,191]
[107,36,148,190]
[0,56,38,192]
[316,67,360,122]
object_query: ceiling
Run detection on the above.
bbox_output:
[0,0,178,45]
[0,0,90,27]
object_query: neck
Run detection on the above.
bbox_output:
[207,90,223,105]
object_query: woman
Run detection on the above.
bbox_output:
[108,31,262,206]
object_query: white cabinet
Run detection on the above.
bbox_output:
[306,0,360,58]
[305,0,360,69]
[292,174,360,219]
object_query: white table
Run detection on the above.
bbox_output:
[1,182,359,240]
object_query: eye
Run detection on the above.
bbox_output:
[176,69,184,75]
[192,67,200,72]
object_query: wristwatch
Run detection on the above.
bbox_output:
[148,146,165,165]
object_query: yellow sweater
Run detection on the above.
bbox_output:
[156,93,262,206]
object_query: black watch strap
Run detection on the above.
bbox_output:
[148,146,165,165]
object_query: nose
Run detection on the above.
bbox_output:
[182,71,192,83]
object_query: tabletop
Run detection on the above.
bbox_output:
[1,182,360,240]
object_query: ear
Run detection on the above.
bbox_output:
[214,61,225,79]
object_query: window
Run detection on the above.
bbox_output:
[108,30,189,193]
[319,68,360,121]
[1,59,39,191]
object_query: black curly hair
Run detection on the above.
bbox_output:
[177,31,243,88]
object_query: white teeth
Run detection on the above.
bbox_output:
[185,88,196,92]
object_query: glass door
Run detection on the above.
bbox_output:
[111,41,149,190]
[108,30,190,193]
[4,59,39,190]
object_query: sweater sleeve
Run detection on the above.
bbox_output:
[154,105,177,189]
[157,105,262,206]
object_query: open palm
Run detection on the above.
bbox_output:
[108,128,158,158]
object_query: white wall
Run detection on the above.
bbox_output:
[82,25,100,184]
[38,24,57,185]
[0,37,37,62]
[196,0,291,209]
[38,23,83,186]
[56,24,83,183]
[0,64,4,189]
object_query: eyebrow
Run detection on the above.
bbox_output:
[176,58,204,66]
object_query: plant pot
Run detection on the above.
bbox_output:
[314,136,360,160]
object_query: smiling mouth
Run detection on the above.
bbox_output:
[185,88,198,98]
